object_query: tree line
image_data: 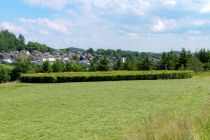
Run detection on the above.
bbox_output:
[9,48,207,78]
[0,30,54,52]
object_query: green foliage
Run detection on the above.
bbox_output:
[203,62,210,71]
[17,34,26,51]
[159,51,179,70]
[89,61,97,71]
[114,58,123,70]
[42,61,53,73]
[86,48,94,54]
[11,57,38,80]
[138,56,154,71]
[96,56,111,71]
[27,42,54,52]
[0,65,12,83]
[20,71,194,83]
[0,30,19,52]
[195,49,210,63]
[52,60,65,72]
[0,30,54,52]
[187,56,203,72]
[65,62,84,72]
[123,56,137,71]
[179,48,192,69]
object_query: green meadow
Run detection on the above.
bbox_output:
[0,75,209,140]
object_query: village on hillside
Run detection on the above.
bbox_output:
[0,49,95,65]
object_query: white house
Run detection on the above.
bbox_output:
[122,57,126,63]
[48,58,56,62]
[42,57,56,62]
[0,55,13,64]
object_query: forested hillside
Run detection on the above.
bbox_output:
[0,30,54,52]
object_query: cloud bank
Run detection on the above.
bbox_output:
[1,0,210,52]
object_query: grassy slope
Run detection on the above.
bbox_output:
[0,76,209,140]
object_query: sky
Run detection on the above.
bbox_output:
[1,0,210,52]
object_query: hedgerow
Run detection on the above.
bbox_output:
[20,71,194,83]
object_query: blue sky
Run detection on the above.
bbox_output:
[1,0,210,52]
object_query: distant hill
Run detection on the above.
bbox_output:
[66,47,85,52]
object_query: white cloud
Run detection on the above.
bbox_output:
[24,0,153,16]
[125,32,141,38]
[151,18,178,32]
[192,19,210,26]
[87,0,152,16]
[200,3,210,13]
[0,22,27,34]
[19,18,69,33]
[161,0,176,6]
[5,0,210,52]
[24,0,71,9]
[39,30,49,35]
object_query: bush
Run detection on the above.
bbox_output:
[42,61,53,73]
[20,70,194,83]
[52,60,65,72]
[0,65,13,83]
[11,57,38,80]
[65,62,84,72]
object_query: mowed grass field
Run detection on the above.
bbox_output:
[0,75,209,139]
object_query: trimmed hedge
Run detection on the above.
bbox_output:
[20,71,194,83]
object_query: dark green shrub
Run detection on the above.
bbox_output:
[96,56,111,71]
[0,65,12,83]
[42,61,53,73]
[11,57,38,80]
[65,62,84,72]
[20,71,194,83]
[52,60,65,72]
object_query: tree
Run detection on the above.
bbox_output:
[11,57,38,80]
[17,34,26,51]
[0,30,18,52]
[123,56,137,71]
[179,48,192,69]
[187,56,203,72]
[86,48,94,54]
[52,60,65,72]
[195,49,210,63]
[114,57,123,70]
[89,61,97,71]
[27,42,54,52]
[159,51,179,70]
[97,56,111,71]
[138,56,154,71]
[42,61,53,73]
[0,30,55,52]
[65,62,84,72]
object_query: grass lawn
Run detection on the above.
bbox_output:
[0,76,209,139]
